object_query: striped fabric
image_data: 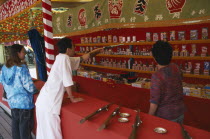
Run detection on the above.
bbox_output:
[150,63,185,120]
[42,0,54,74]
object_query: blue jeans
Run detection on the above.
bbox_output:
[11,108,34,139]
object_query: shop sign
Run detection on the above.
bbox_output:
[78,8,87,26]
[67,15,73,27]
[134,0,149,15]
[94,4,102,20]
[108,0,123,19]
[166,0,186,14]
[52,0,210,35]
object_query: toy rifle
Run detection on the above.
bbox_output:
[180,123,192,139]
[79,103,113,124]
[89,44,123,58]
[103,44,123,50]
[129,109,142,139]
[97,106,120,131]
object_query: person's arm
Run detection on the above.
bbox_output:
[148,74,162,115]
[148,103,158,115]
[20,65,38,94]
[80,48,103,62]
[63,57,84,103]
[65,86,83,103]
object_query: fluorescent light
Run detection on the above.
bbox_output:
[183,20,202,24]
[53,36,65,38]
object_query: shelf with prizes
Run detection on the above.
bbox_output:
[76,27,210,78]
[75,27,210,99]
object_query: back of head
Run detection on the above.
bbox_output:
[6,44,24,68]
[151,40,173,65]
[57,37,73,53]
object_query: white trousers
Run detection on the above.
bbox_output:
[36,108,62,139]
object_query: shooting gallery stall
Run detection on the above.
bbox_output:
[1,0,210,138]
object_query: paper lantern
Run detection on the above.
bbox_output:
[166,0,186,13]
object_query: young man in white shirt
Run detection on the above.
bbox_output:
[35,37,102,139]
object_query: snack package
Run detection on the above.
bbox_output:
[146,32,151,41]
[178,31,185,40]
[170,31,175,41]
[153,33,158,42]
[190,30,198,40]
[202,27,208,39]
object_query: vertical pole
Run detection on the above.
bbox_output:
[42,0,54,74]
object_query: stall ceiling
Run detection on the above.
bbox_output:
[0,0,7,6]
[0,0,94,42]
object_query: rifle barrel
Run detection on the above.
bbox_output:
[128,109,141,139]
[79,103,113,124]
[97,106,120,131]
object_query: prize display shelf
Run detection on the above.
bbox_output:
[76,40,210,80]
[77,53,210,61]
[76,39,210,60]
[81,63,154,74]
[80,63,210,79]
[75,39,210,46]
[76,39,210,80]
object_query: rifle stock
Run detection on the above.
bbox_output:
[80,111,99,124]
[98,106,120,131]
[129,127,137,139]
[79,103,113,124]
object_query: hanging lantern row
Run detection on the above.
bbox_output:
[0,9,44,42]
[0,34,28,43]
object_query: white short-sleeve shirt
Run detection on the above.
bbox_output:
[35,54,80,114]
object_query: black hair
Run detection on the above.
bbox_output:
[6,44,24,68]
[57,37,73,53]
[151,40,173,65]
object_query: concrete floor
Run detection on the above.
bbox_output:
[0,107,12,139]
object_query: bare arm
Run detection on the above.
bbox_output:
[148,103,158,115]
[65,86,83,103]
[81,48,103,61]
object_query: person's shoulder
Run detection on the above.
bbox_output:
[152,68,166,80]
[1,65,6,70]
[170,63,179,67]
[0,65,6,73]
[57,54,69,59]
[16,64,28,73]
[152,71,160,78]
[55,54,70,65]
[3,65,16,70]
[170,63,180,71]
